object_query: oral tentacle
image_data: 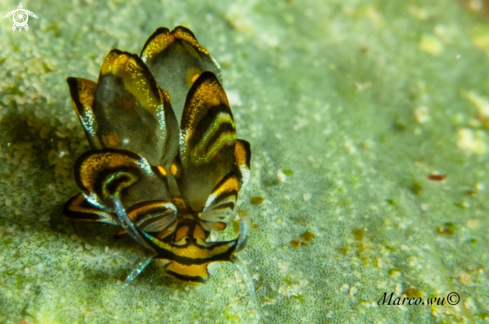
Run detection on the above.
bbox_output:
[236,219,249,252]
[123,256,154,286]
[232,255,261,318]
[113,195,152,250]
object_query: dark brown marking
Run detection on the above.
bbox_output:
[427,174,447,181]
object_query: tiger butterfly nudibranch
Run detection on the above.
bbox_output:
[64,26,251,284]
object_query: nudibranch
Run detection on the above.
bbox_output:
[64,26,251,283]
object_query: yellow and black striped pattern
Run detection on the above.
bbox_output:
[200,172,240,230]
[63,193,117,225]
[127,200,177,237]
[143,219,237,283]
[177,72,238,212]
[140,26,222,125]
[64,26,251,284]
[180,72,237,166]
[75,149,142,201]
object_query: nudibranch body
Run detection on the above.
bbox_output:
[64,26,251,283]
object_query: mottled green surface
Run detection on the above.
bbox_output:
[1,0,489,323]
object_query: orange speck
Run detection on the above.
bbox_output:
[301,231,315,242]
[437,227,454,235]
[290,231,316,248]
[170,162,180,177]
[290,239,303,248]
[402,287,423,298]
[157,165,167,176]
[175,226,189,242]
[214,222,227,231]
[103,132,120,147]
[250,197,265,205]
[428,174,447,181]
[193,224,206,240]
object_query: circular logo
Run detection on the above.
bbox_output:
[447,292,460,305]
[13,9,28,27]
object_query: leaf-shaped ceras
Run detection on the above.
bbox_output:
[140,26,250,218]
[64,26,252,283]
[140,26,222,124]
[93,50,179,169]
[65,50,178,229]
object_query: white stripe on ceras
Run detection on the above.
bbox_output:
[202,193,236,222]
[203,193,218,211]
[239,164,250,189]
[203,209,232,222]
[77,193,118,225]
[203,191,235,211]
[137,202,177,232]
[178,129,188,164]
[80,108,97,138]
[84,192,106,210]
[155,104,167,133]
[135,155,156,176]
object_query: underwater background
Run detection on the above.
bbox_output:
[1,0,489,322]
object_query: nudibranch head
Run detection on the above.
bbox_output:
[137,214,248,283]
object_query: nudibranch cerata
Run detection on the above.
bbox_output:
[64,26,251,283]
